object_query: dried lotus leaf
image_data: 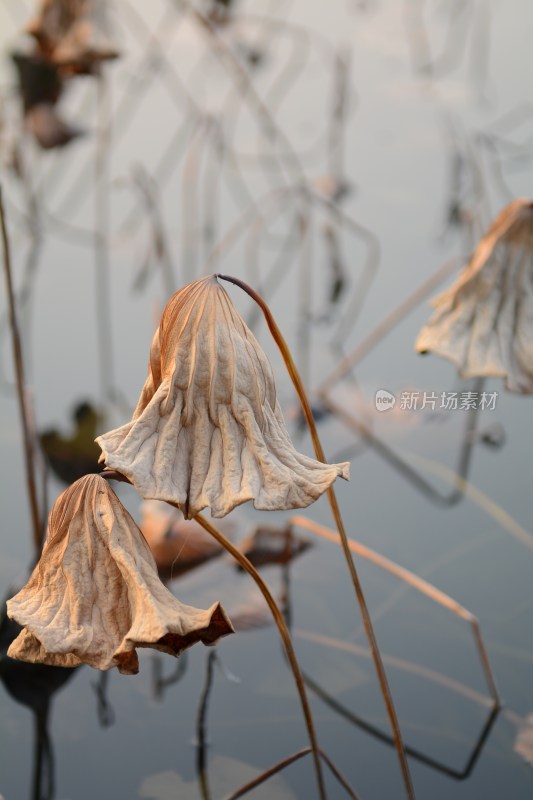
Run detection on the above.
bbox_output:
[98,275,349,518]
[416,199,533,393]
[7,475,233,674]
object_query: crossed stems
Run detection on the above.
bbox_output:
[102,460,334,800]
[216,274,416,799]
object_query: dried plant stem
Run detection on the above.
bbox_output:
[191,8,305,187]
[94,74,114,405]
[101,468,348,797]
[194,513,327,800]
[290,515,500,706]
[224,749,312,800]
[217,274,415,799]
[224,747,361,800]
[0,188,42,555]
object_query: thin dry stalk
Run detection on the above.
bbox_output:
[94,73,114,405]
[300,663,499,780]
[205,186,301,273]
[296,628,493,710]
[306,191,380,345]
[216,274,415,800]
[224,748,312,800]
[182,119,210,283]
[317,255,461,395]
[290,515,500,706]
[319,750,361,800]
[193,512,327,800]
[223,747,361,800]
[130,166,176,297]
[0,188,42,555]
[191,8,305,187]
[296,209,312,391]
[40,2,185,218]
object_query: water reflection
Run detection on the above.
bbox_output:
[40,400,104,485]
[2,0,533,797]
[0,596,77,800]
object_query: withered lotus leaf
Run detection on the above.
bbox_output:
[97,275,349,518]
[7,475,233,674]
[416,199,533,393]
[26,0,120,72]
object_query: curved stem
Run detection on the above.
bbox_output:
[216,273,415,799]
[0,188,42,555]
[194,512,327,800]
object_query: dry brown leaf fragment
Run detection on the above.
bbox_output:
[238,524,311,569]
[416,198,533,393]
[7,475,233,674]
[26,0,120,73]
[139,500,224,580]
[97,275,349,518]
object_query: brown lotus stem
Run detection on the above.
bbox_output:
[0,187,42,555]
[217,273,415,799]
[194,512,327,800]
[224,747,361,800]
[224,748,313,800]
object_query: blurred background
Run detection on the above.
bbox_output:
[1,0,533,798]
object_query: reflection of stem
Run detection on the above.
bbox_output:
[297,210,312,391]
[196,651,216,800]
[290,514,500,706]
[32,705,54,800]
[297,628,493,710]
[92,671,115,728]
[246,217,300,331]
[45,2,183,220]
[325,379,483,508]
[152,650,188,700]
[301,667,499,781]
[0,189,42,555]
[216,275,415,799]
[223,546,360,799]
[328,50,350,182]
[94,74,114,405]
[182,119,211,284]
[130,166,176,297]
[397,447,533,553]
[194,512,327,800]
[191,9,305,187]
[317,255,460,393]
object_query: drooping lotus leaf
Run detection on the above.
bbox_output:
[7,475,233,674]
[97,275,349,518]
[416,198,533,393]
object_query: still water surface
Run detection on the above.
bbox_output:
[1,1,533,798]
